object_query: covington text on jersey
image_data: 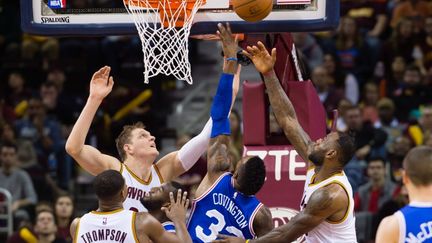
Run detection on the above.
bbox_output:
[213,193,248,229]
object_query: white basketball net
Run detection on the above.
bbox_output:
[124,0,205,84]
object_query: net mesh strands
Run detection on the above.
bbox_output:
[124,0,205,84]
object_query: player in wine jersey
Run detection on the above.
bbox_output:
[65,23,241,212]
[376,146,432,243]
[185,23,273,243]
[70,170,191,243]
[215,42,357,243]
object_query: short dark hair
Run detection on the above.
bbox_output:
[404,146,432,186]
[115,122,146,161]
[367,156,386,166]
[94,170,125,201]
[336,132,356,166]
[237,156,266,196]
[0,141,17,152]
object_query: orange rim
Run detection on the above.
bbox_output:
[125,0,206,28]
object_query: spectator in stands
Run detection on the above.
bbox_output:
[335,16,373,83]
[0,99,16,127]
[345,106,387,160]
[387,136,414,182]
[374,98,405,151]
[344,106,387,192]
[54,194,74,242]
[355,157,397,213]
[336,99,353,132]
[292,32,324,71]
[15,96,64,169]
[21,35,59,65]
[379,56,406,97]
[1,122,37,169]
[407,105,432,146]
[360,82,380,124]
[340,0,388,64]
[5,72,31,112]
[416,16,432,73]
[391,0,431,31]
[322,53,359,105]
[34,210,66,243]
[382,17,417,67]
[311,65,344,118]
[0,142,37,226]
[392,65,424,122]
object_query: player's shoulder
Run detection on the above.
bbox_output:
[376,214,399,243]
[307,184,348,211]
[255,205,272,222]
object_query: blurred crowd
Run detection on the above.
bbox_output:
[1,0,432,242]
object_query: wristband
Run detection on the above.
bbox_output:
[226,57,238,62]
[246,240,250,243]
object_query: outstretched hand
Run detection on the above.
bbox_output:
[217,23,238,58]
[89,66,114,100]
[242,41,277,74]
[212,234,246,243]
[161,189,189,223]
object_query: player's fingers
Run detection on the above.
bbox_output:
[257,41,267,52]
[108,76,114,87]
[161,207,168,213]
[176,189,182,204]
[217,23,226,37]
[226,22,232,35]
[242,49,252,59]
[169,191,175,204]
[246,46,255,55]
[251,45,260,55]
[184,199,190,208]
[182,191,188,204]
[271,48,277,60]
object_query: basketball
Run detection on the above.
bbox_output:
[232,0,273,22]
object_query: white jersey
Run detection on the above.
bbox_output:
[74,209,138,243]
[120,163,164,212]
[300,168,357,243]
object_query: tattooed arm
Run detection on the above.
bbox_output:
[242,42,313,164]
[213,183,349,243]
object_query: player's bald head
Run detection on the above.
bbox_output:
[403,146,432,186]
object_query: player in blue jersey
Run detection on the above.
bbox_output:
[185,23,274,243]
[376,146,432,243]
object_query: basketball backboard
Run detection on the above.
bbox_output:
[21,0,339,36]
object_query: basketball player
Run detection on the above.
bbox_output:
[185,24,273,243]
[376,146,432,243]
[65,23,241,212]
[141,181,185,233]
[70,169,191,243]
[215,42,357,242]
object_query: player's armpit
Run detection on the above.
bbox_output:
[253,206,274,237]
[376,215,399,243]
[154,151,184,182]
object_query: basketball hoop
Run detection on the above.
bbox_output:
[124,0,206,84]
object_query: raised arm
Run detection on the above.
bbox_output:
[242,42,313,163]
[156,23,239,181]
[65,66,120,175]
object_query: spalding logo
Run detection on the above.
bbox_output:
[270,207,305,243]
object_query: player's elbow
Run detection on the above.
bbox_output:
[65,140,81,156]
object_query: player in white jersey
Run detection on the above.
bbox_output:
[71,170,191,243]
[376,146,432,243]
[65,41,240,212]
[215,42,357,243]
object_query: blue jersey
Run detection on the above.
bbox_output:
[395,202,432,243]
[187,173,263,243]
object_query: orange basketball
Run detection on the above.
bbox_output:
[232,0,273,22]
